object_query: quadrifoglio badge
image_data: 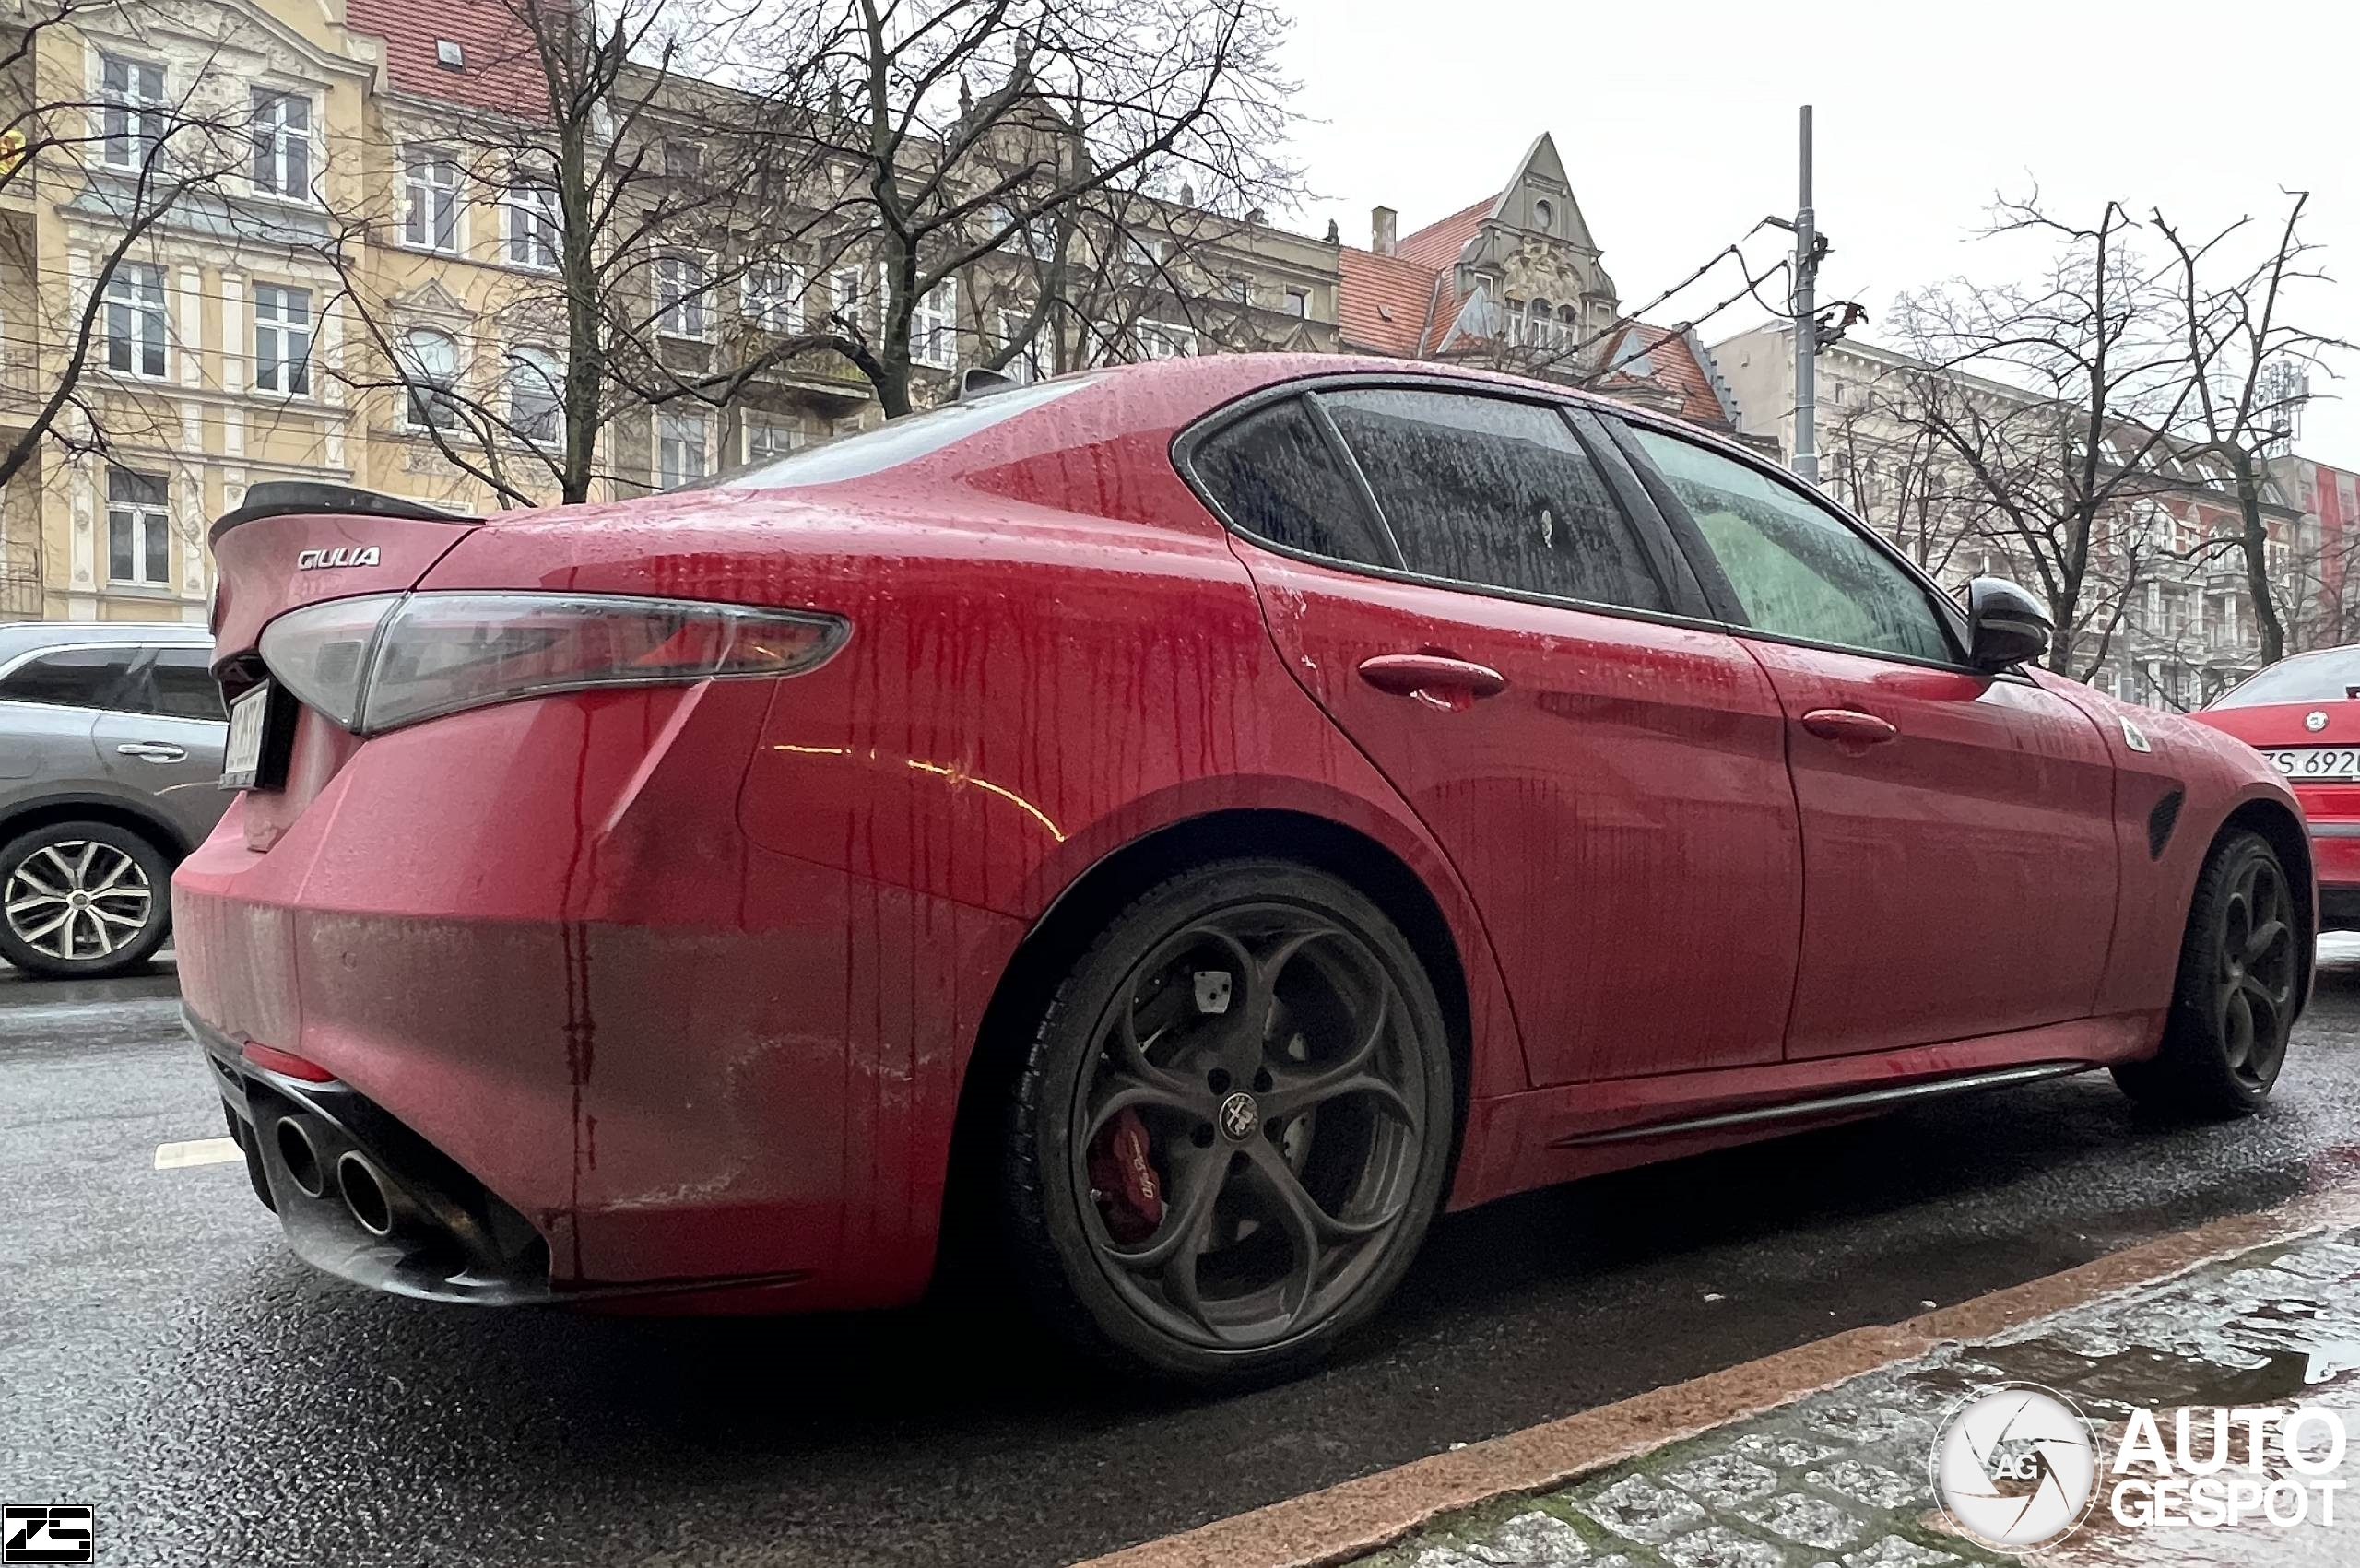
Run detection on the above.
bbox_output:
[1933,1383,2351,1550]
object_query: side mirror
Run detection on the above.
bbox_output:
[1965,577,2052,672]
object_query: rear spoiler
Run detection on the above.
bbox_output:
[210,482,480,544]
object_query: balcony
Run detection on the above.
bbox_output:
[1502,312,1583,357]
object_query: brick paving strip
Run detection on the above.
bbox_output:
[1081,1184,2360,1568]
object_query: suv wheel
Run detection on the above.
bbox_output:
[0,820,174,979]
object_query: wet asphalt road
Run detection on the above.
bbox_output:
[6,953,2360,1568]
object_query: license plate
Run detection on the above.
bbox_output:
[2263,747,2360,783]
[219,682,273,790]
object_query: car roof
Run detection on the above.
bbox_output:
[0,621,210,664]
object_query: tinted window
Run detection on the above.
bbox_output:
[0,645,139,709]
[137,646,225,721]
[1190,398,1389,566]
[2210,648,2360,710]
[1323,389,1665,611]
[1633,427,1952,663]
[715,377,1093,489]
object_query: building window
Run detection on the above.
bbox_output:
[745,419,798,466]
[655,254,708,339]
[997,310,1041,383]
[911,277,957,369]
[1139,321,1196,360]
[100,55,167,171]
[743,262,804,333]
[1226,276,1251,306]
[504,184,560,270]
[506,346,561,444]
[402,148,461,253]
[106,468,170,585]
[250,89,312,196]
[102,263,168,378]
[657,408,707,489]
[663,141,702,181]
[1283,287,1308,318]
[1532,198,1554,230]
[828,265,867,334]
[399,327,460,430]
[252,284,312,395]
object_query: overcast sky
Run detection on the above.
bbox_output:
[1276,0,2359,468]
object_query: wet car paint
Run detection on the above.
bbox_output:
[173,353,2310,1313]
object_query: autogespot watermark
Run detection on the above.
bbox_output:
[1931,1383,2353,1551]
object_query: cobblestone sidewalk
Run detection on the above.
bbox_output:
[1358,1227,2360,1568]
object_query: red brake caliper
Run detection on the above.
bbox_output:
[1089,1108,1167,1243]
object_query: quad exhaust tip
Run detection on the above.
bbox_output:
[274,1115,327,1199]
[335,1150,398,1237]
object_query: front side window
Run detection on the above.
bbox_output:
[657,408,707,489]
[100,55,166,170]
[1322,389,1666,611]
[1190,397,1389,567]
[656,254,709,339]
[506,346,562,444]
[252,283,312,395]
[402,148,460,253]
[1631,425,1953,663]
[106,468,170,585]
[504,184,561,270]
[251,89,312,196]
[102,264,168,378]
[0,645,139,708]
[400,327,460,430]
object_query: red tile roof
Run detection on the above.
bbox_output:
[1336,246,1443,357]
[1590,324,1735,431]
[1393,197,1493,273]
[343,0,549,113]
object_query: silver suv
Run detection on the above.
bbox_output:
[0,622,227,978]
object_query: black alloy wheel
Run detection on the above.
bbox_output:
[1005,861,1454,1384]
[2115,829,2300,1116]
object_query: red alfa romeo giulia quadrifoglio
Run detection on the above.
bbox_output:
[176,355,2310,1383]
[2197,647,2360,932]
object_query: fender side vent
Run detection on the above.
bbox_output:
[2147,787,2185,860]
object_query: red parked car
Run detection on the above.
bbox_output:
[2197,647,2360,930]
[176,356,2311,1383]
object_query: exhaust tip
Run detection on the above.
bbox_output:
[336,1150,396,1237]
[274,1116,326,1198]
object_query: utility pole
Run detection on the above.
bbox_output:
[1791,104,1819,484]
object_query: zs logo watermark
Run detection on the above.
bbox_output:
[3,1505,93,1564]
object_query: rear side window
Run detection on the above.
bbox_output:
[1320,389,1667,611]
[136,646,225,721]
[0,645,139,710]
[1189,398,1390,566]
[1631,426,1953,664]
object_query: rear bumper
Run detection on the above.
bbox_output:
[171,682,1023,1310]
[2307,819,2360,927]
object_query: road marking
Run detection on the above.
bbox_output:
[1079,1182,2360,1568]
[154,1138,242,1170]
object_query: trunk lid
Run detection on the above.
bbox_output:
[210,483,481,674]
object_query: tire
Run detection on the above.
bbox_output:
[0,820,174,979]
[1003,859,1456,1385]
[2113,829,2300,1118]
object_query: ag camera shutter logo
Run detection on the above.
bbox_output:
[1931,1385,2097,1549]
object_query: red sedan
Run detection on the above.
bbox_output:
[2197,647,2360,930]
[176,356,2309,1384]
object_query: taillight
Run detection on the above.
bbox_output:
[257,592,847,735]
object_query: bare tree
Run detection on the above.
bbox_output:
[743,0,1303,417]
[2157,191,2352,667]
[314,0,873,508]
[1884,197,2201,678]
[0,2,262,491]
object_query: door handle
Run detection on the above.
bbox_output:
[1356,654,1508,709]
[1800,708,1898,747]
[117,742,187,763]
